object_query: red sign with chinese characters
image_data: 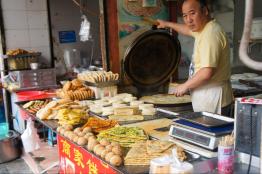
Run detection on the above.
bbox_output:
[240,97,262,105]
[58,135,117,174]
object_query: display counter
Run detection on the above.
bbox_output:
[16,100,261,174]
[16,103,155,173]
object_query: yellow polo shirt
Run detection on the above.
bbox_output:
[190,20,233,107]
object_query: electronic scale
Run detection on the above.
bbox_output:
[168,112,234,151]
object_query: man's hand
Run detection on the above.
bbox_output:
[156,19,168,29]
[174,67,214,97]
[173,83,189,97]
[156,19,192,36]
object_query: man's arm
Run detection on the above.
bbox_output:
[174,67,214,96]
[157,19,192,36]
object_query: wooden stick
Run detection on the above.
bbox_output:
[142,17,159,25]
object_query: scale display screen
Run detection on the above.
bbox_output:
[172,127,210,146]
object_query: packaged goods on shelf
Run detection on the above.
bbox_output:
[6,49,41,70]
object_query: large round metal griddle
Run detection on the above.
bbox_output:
[124,28,181,90]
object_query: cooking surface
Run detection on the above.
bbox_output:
[124,29,181,88]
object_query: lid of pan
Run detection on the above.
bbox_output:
[124,29,181,89]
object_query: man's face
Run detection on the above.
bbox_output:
[182,0,209,32]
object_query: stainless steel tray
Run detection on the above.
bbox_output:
[176,112,234,127]
[88,111,162,125]
[84,80,119,87]
[15,99,59,131]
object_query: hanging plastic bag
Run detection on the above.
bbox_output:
[21,119,41,153]
[79,15,92,42]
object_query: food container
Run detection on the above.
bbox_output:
[89,85,117,99]
[170,162,193,174]
[149,156,171,174]
[30,62,39,70]
[251,18,262,39]
[218,145,234,174]
[0,123,8,139]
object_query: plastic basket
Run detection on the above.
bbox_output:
[0,123,8,140]
[16,90,55,120]
[0,104,5,123]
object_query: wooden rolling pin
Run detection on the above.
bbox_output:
[142,17,159,25]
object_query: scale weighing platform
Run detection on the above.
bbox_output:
[169,112,234,151]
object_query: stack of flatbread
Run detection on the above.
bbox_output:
[36,99,88,120]
[140,94,191,105]
[97,126,148,147]
[124,140,186,165]
[78,71,119,83]
[81,117,118,133]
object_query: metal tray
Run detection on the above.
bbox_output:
[176,112,234,127]
[84,80,119,87]
[144,101,192,107]
[156,107,194,118]
[15,99,59,131]
[185,150,201,162]
[88,111,162,125]
[140,94,192,107]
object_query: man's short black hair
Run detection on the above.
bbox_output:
[183,0,209,12]
[198,0,208,9]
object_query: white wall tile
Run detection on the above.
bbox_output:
[31,46,51,66]
[26,0,47,11]
[3,11,28,30]
[2,0,51,67]
[3,11,27,30]
[27,11,48,29]
[29,29,50,47]
[37,46,50,59]
[5,30,30,49]
[1,0,26,11]
[30,46,50,56]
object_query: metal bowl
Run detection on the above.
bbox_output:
[0,130,22,163]
[30,62,39,70]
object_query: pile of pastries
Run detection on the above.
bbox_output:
[57,124,124,167]
[125,140,187,165]
[36,99,89,126]
[22,99,51,114]
[6,48,31,56]
[56,79,94,100]
[77,71,119,83]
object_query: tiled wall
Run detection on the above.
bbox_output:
[1,0,51,66]
[49,0,101,68]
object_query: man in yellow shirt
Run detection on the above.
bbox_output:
[157,0,233,116]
